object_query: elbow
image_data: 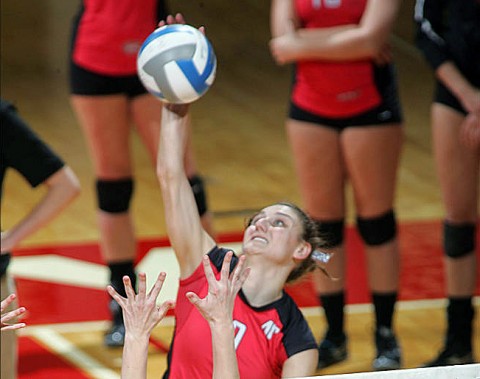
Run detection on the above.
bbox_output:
[64,168,81,200]
[362,37,385,59]
[357,28,390,59]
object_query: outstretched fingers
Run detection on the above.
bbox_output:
[1,294,15,312]
[230,255,250,294]
[1,294,27,332]
[1,307,27,329]
[106,285,126,308]
[147,272,167,301]
[123,275,137,300]
[202,254,218,292]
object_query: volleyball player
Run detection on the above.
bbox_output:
[415,0,479,367]
[68,0,215,347]
[270,0,404,371]
[1,99,80,379]
[155,93,333,376]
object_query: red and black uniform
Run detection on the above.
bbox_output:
[69,0,167,96]
[163,246,317,379]
[289,0,403,129]
[0,99,65,276]
[415,0,480,114]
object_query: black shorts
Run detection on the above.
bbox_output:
[69,61,148,98]
[289,64,403,131]
[434,80,467,116]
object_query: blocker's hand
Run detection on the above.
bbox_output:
[107,272,175,338]
[186,251,250,326]
[1,294,27,332]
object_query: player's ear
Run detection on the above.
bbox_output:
[293,241,311,260]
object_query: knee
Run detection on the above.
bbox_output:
[315,219,345,248]
[188,175,208,216]
[444,221,476,258]
[357,210,397,246]
[96,178,134,213]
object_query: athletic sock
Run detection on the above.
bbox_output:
[372,292,397,330]
[446,296,474,351]
[319,291,346,343]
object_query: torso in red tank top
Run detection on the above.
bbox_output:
[292,0,382,117]
[164,247,317,379]
[72,0,160,75]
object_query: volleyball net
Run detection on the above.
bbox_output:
[303,364,479,379]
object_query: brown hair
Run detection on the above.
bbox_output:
[245,201,331,283]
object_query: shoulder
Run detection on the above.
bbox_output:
[275,293,317,356]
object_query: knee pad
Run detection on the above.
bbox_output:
[357,210,396,246]
[188,175,208,216]
[444,221,476,258]
[96,178,134,213]
[315,219,345,248]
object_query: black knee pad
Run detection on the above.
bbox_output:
[96,178,134,213]
[315,219,345,248]
[188,175,208,216]
[357,210,397,246]
[444,221,476,258]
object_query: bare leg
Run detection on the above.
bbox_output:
[71,94,136,346]
[131,94,216,238]
[342,123,403,370]
[425,103,479,366]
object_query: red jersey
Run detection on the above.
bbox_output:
[293,0,382,117]
[163,247,317,379]
[71,0,165,75]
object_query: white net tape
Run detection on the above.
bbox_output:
[298,364,480,379]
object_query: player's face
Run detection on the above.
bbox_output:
[242,204,304,263]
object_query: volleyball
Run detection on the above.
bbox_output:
[137,24,217,104]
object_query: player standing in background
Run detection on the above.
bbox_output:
[1,99,80,379]
[415,0,480,366]
[270,0,404,371]
[68,0,215,347]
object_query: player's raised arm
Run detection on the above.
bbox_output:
[157,103,215,278]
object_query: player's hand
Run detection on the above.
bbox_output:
[158,13,186,27]
[460,112,480,150]
[186,251,250,326]
[374,43,393,66]
[269,19,300,65]
[1,294,27,332]
[165,103,190,117]
[107,272,175,338]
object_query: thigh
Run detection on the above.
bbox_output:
[432,104,479,221]
[286,119,346,218]
[130,93,162,165]
[71,95,132,178]
[342,123,403,216]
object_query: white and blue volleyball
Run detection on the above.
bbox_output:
[137,24,217,104]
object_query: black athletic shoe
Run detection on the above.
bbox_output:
[372,326,401,371]
[317,336,348,369]
[104,299,125,347]
[422,347,474,367]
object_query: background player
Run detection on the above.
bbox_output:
[270,0,404,371]
[415,0,480,366]
[68,0,215,347]
[1,99,80,379]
